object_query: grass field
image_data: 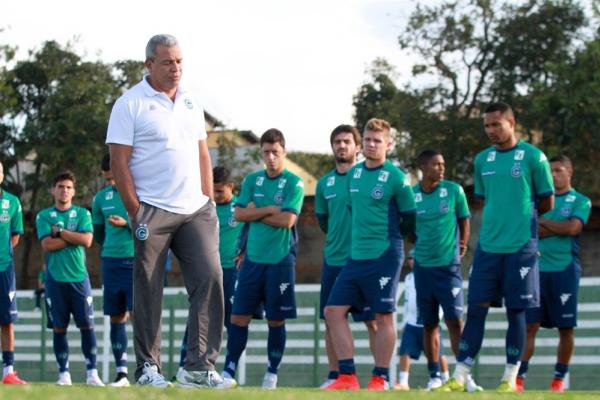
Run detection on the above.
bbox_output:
[1,385,600,400]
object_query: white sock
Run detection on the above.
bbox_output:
[87,368,99,379]
[3,365,14,377]
[441,371,450,382]
[502,363,520,386]
[116,366,128,374]
[453,363,471,385]
[399,371,409,385]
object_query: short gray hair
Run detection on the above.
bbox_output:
[145,34,178,60]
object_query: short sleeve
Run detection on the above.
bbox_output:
[571,195,592,225]
[395,174,416,214]
[282,179,305,214]
[474,155,484,198]
[79,209,94,233]
[11,199,24,234]
[532,151,554,197]
[455,184,470,219]
[106,97,135,145]
[36,212,52,240]
[315,179,327,216]
[236,176,253,208]
[91,194,104,226]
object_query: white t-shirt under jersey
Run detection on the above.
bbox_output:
[106,76,209,214]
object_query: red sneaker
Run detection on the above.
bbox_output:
[367,375,390,391]
[2,371,27,384]
[516,376,525,392]
[322,373,360,390]
[550,378,564,393]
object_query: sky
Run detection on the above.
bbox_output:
[2,0,424,153]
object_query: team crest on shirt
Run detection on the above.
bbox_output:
[371,186,384,200]
[278,178,287,189]
[327,176,335,186]
[487,151,496,162]
[135,224,149,241]
[560,206,572,217]
[0,213,9,223]
[440,188,448,198]
[560,293,572,305]
[378,170,389,182]
[1,200,9,209]
[256,177,264,186]
[353,168,362,179]
[184,98,193,109]
[67,221,77,231]
[439,200,449,214]
[514,150,525,160]
[511,164,522,178]
[105,191,113,200]
[415,193,423,202]
[228,216,238,227]
[274,192,284,204]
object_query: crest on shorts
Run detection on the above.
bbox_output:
[135,224,149,241]
[184,98,193,109]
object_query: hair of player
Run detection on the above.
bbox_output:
[213,166,232,184]
[53,170,76,187]
[418,149,442,167]
[363,118,391,135]
[330,124,361,146]
[260,128,286,148]
[101,154,110,172]
[146,34,178,61]
[550,154,573,169]
[484,102,515,120]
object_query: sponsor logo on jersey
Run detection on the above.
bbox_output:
[69,210,77,218]
[511,164,522,178]
[487,151,496,162]
[379,276,391,290]
[278,178,287,189]
[451,287,461,298]
[566,195,576,202]
[279,282,290,294]
[439,200,449,214]
[50,211,57,218]
[560,293,572,306]
[105,191,113,200]
[327,176,335,187]
[228,216,238,227]
[378,170,389,182]
[415,193,423,202]
[274,192,284,204]
[324,193,337,200]
[353,168,362,179]
[482,170,495,176]
[514,149,525,160]
[519,266,531,280]
[184,98,193,109]
[256,177,264,186]
[560,206,572,217]
[1,199,9,209]
[135,224,149,241]
[440,188,448,198]
[371,186,384,200]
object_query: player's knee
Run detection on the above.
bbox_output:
[230,314,251,327]
[267,319,284,328]
[53,327,67,334]
[110,313,128,324]
[364,320,377,334]
[375,311,393,325]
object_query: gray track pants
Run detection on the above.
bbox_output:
[131,201,224,379]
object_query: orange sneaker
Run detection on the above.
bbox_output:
[550,378,564,393]
[2,371,27,384]
[322,373,360,390]
[516,376,525,392]
[367,375,390,391]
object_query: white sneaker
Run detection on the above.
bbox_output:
[109,373,130,387]
[319,379,335,389]
[176,369,236,389]
[86,370,105,386]
[56,371,72,386]
[137,362,171,387]
[427,377,443,391]
[466,374,484,392]
[262,372,277,390]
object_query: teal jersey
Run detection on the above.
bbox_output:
[413,180,470,267]
[474,140,553,253]
[92,185,134,258]
[236,169,305,264]
[36,205,93,282]
[315,169,352,267]
[348,160,416,260]
[539,189,591,272]
[0,191,24,272]
[217,195,244,269]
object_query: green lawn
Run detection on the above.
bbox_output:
[1,385,600,400]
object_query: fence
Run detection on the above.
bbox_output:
[12,278,600,389]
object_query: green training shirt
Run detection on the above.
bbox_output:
[36,205,93,282]
[315,169,352,267]
[348,160,416,260]
[236,169,305,264]
[413,180,470,267]
[0,191,24,272]
[217,195,244,269]
[539,189,591,272]
[92,185,134,258]
[474,140,554,253]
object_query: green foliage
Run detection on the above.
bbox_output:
[214,132,261,188]
[287,151,335,179]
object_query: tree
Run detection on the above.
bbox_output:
[287,151,335,180]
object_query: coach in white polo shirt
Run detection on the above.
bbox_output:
[106,34,230,389]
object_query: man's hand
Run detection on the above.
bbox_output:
[235,252,245,270]
[459,244,468,258]
[108,215,128,227]
[51,225,63,238]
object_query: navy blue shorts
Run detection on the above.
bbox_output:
[0,264,17,324]
[526,261,580,328]
[468,239,540,309]
[45,272,94,329]
[414,262,464,326]
[102,257,133,316]
[398,323,444,360]
[326,246,403,313]
[232,255,296,320]
[319,261,375,321]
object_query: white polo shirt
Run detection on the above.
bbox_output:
[106,76,209,214]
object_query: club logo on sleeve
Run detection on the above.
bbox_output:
[278,178,287,189]
[511,164,522,178]
[519,266,531,280]
[256,177,264,186]
[487,151,496,162]
[1,200,9,209]
[371,186,384,200]
[105,191,113,200]
[353,168,362,179]
[415,193,422,202]
[184,98,193,109]
[135,224,149,241]
[440,188,448,198]
[560,293,572,305]
[514,149,525,160]
[378,170,389,182]
[279,282,290,294]
[379,276,391,289]
[327,176,335,186]
[560,206,572,217]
